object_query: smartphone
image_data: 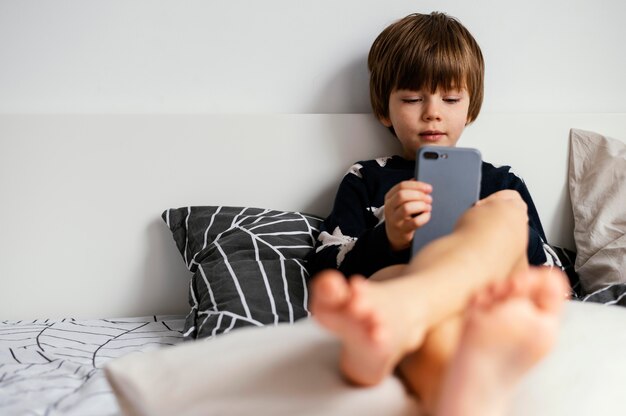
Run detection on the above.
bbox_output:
[411,146,482,256]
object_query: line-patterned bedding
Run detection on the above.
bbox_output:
[0,315,184,415]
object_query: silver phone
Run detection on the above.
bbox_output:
[411,146,482,256]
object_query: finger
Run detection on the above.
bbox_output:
[395,179,433,191]
[385,181,432,201]
[409,211,431,228]
[387,210,421,235]
[386,204,430,234]
[411,181,433,192]
[394,212,431,232]
[386,190,433,210]
[393,200,432,220]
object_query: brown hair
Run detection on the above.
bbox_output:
[368,12,484,124]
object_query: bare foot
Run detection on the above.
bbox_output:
[435,267,569,416]
[309,270,427,386]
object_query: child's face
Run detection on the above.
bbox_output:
[380,87,471,160]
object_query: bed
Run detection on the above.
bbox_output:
[1,113,626,415]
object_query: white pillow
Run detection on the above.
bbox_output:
[568,129,626,294]
[105,319,421,416]
[105,301,626,416]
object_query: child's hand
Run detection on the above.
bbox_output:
[384,180,432,251]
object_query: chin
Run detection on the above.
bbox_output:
[420,141,450,147]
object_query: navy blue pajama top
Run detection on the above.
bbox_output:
[307,155,550,278]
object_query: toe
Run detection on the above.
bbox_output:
[532,268,568,314]
[310,270,350,309]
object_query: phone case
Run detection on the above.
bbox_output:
[411,146,482,256]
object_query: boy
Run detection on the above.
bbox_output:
[307,12,551,279]
[307,12,567,415]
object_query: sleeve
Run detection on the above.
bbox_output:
[306,165,409,278]
[505,172,550,266]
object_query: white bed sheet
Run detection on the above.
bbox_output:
[0,315,185,415]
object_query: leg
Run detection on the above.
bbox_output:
[435,267,568,416]
[310,191,531,386]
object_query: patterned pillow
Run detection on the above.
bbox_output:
[548,245,581,299]
[582,283,626,306]
[163,206,322,340]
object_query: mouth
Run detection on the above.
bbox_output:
[419,130,446,142]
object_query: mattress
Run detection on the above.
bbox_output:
[0,315,185,415]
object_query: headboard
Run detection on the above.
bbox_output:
[1,113,625,320]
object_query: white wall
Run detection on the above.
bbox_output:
[1,0,625,114]
[1,1,624,319]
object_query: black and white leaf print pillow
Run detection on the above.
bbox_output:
[163,206,323,340]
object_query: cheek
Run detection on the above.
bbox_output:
[452,119,466,132]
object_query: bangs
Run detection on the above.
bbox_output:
[394,37,469,93]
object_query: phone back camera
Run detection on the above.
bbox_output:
[424,151,439,160]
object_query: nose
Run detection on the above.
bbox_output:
[422,100,442,121]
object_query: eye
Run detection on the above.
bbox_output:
[402,98,422,104]
[443,98,461,104]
